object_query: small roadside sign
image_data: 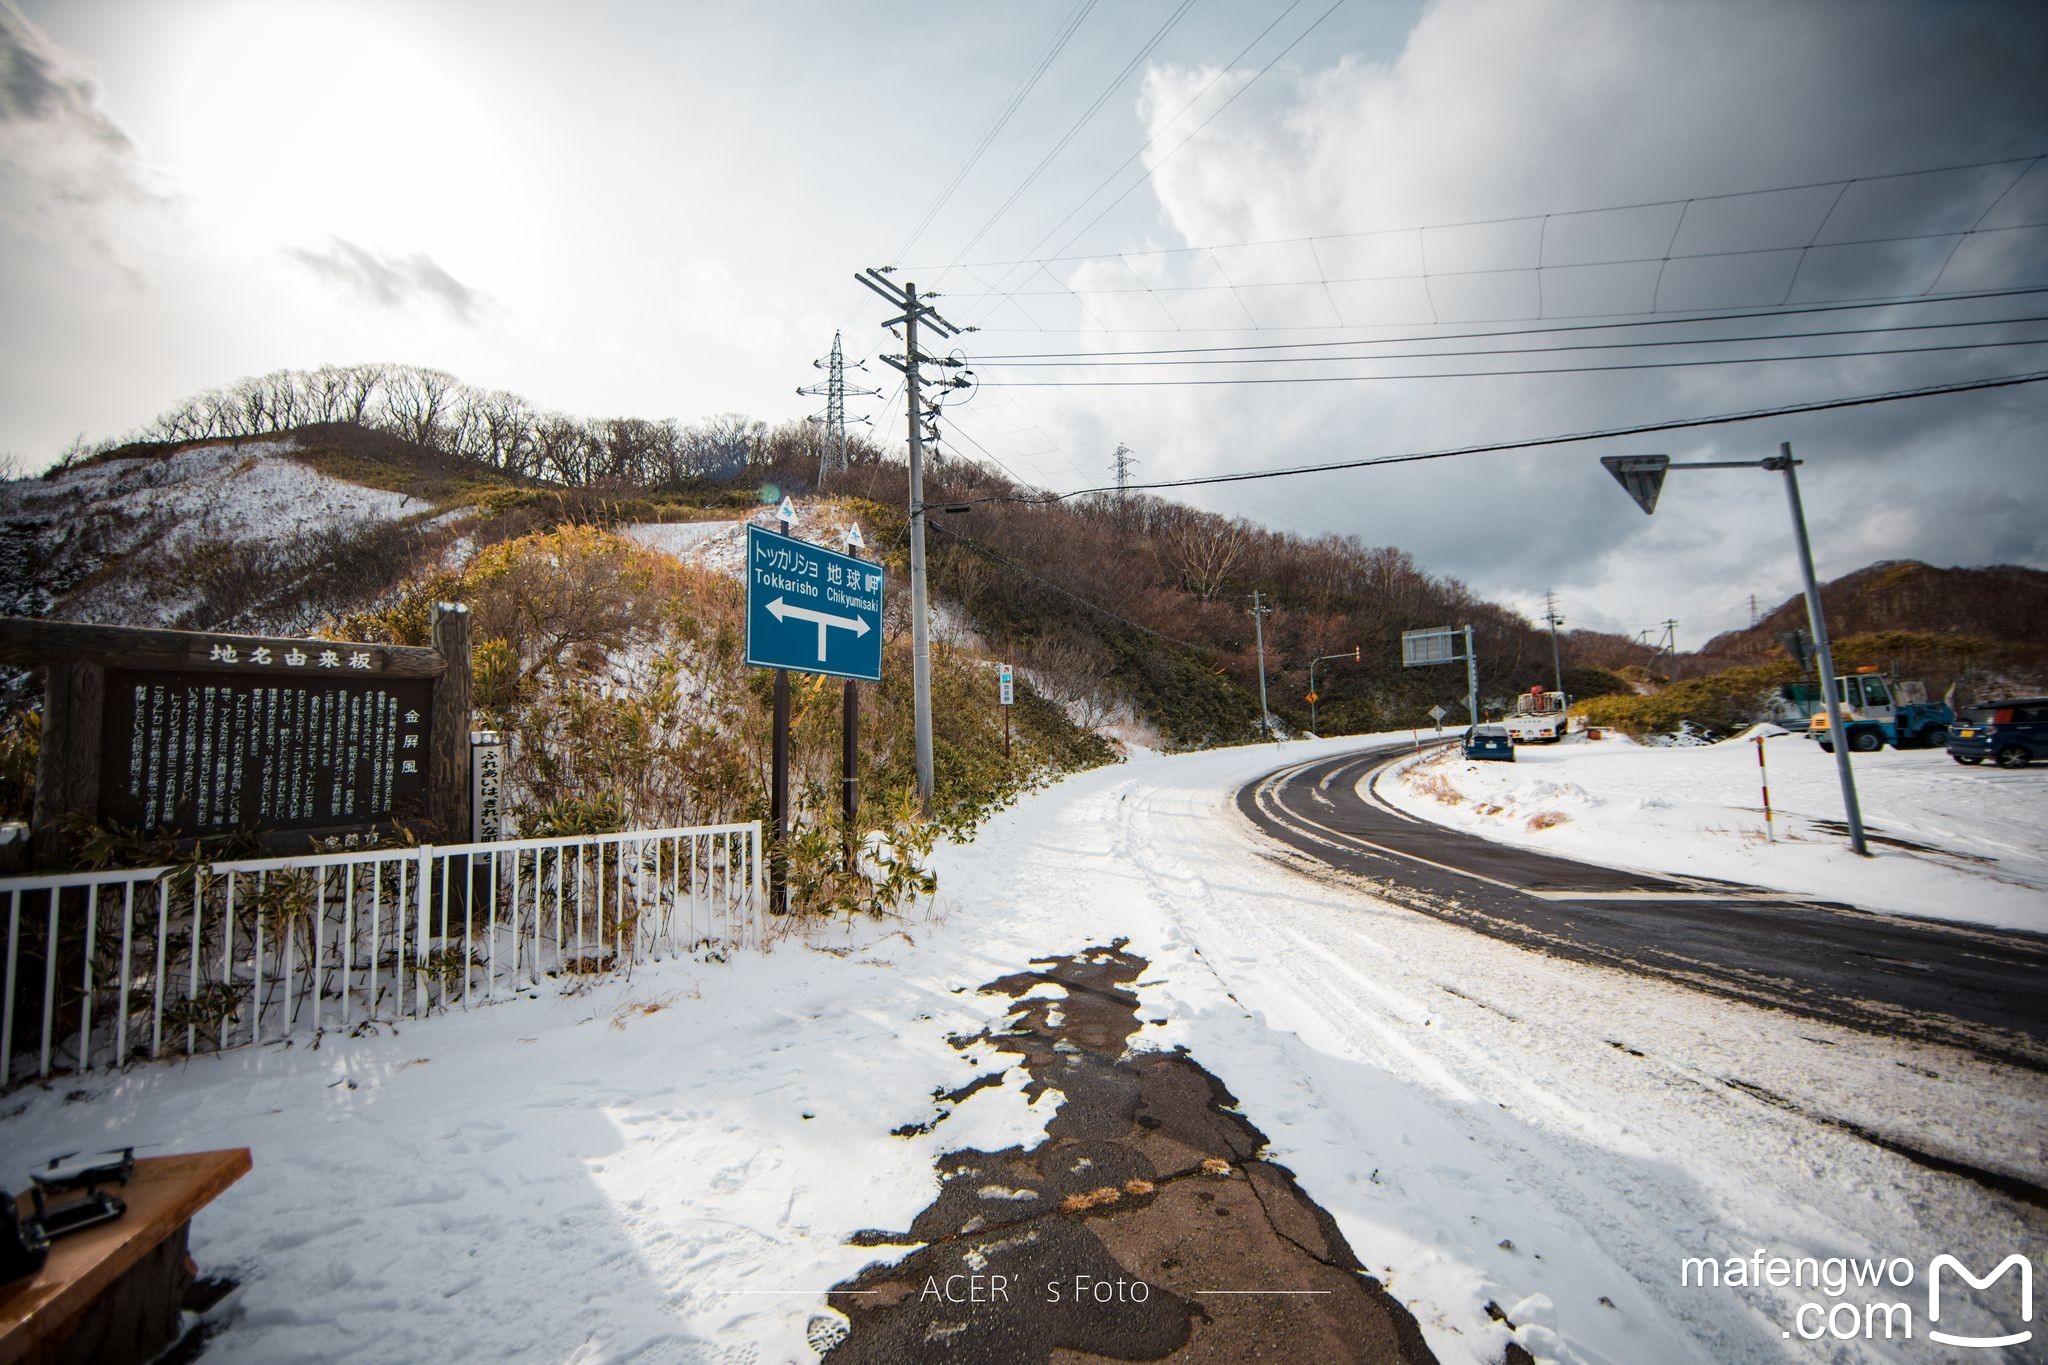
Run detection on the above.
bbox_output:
[846,523,865,552]
[745,524,884,681]
[777,495,797,527]
[1427,704,1447,723]
[998,663,1014,706]
[471,730,506,841]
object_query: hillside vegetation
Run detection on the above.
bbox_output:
[10,362,2040,818]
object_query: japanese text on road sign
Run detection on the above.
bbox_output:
[744,524,885,681]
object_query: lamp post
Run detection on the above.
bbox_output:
[1307,646,1361,735]
[1601,443,1868,856]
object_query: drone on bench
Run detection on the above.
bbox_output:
[2,1148,137,1284]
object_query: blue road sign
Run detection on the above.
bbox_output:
[744,524,885,681]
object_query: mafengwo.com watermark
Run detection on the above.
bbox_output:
[1684,1249,2033,1347]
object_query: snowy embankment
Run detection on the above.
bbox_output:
[0,441,429,621]
[1379,729,2048,933]
[3,737,2040,1363]
[624,508,870,585]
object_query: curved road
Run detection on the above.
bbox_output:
[1239,743,2048,1071]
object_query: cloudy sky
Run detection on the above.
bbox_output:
[3,0,2044,640]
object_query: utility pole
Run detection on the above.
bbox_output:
[797,331,881,488]
[1663,619,1678,680]
[1112,444,1138,528]
[857,269,967,813]
[1748,593,1761,628]
[1542,591,1565,697]
[1249,591,1274,739]
[841,524,864,870]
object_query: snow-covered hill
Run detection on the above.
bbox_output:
[0,439,431,626]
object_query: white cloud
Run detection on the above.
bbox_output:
[986,0,2048,637]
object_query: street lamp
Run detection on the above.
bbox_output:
[1601,443,1868,856]
[1307,646,1361,736]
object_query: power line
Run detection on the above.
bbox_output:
[1041,0,1350,265]
[977,2,1310,299]
[967,285,2048,359]
[941,220,2047,305]
[939,0,1198,274]
[916,150,2047,274]
[977,335,2048,386]
[974,312,2048,368]
[947,367,2048,505]
[944,150,2048,335]
[887,0,1099,268]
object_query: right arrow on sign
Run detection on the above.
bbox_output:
[1600,454,1671,515]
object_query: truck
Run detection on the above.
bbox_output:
[1501,684,1570,744]
[1807,668,1954,752]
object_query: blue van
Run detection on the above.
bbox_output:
[1462,724,1515,762]
[1947,697,2048,768]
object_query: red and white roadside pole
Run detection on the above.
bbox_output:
[1754,733,1775,843]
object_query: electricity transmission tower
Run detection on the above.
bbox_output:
[1114,446,1146,527]
[856,270,969,812]
[1635,619,1679,678]
[797,331,880,488]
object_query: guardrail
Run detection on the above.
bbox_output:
[1,822,763,1086]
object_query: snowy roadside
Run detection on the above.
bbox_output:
[2,736,2040,1363]
[1375,729,2048,933]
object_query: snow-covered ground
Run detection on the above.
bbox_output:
[0,441,428,621]
[3,738,2041,1363]
[1380,728,2048,933]
[624,508,872,585]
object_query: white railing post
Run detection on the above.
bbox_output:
[0,822,766,1084]
[416,844,434,1019]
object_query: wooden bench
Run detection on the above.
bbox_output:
[0,1150,251,1365]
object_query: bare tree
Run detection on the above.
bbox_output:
[1155,505,1252,601]
[378,366,457,450]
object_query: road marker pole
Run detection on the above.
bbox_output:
[1755,733,1776,842]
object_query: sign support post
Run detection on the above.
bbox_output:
[1465,625,1479,729]
[743,519,886,901]
[771,668,790,914]
[1402,625,1481,731]
[841,525,866,873]
[998,663,1014,759]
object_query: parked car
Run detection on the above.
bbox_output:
[1462,724,1515,762]
[1946,697,2048,768]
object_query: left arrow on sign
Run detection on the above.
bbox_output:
[767,596,870,660]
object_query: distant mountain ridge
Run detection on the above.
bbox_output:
[1699,560,2048,658]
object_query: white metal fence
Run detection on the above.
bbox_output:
[1,822,763,1086]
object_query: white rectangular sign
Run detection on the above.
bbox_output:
[1401,628,1459,668]
[471,731,506,842]
[998,663,1014,707]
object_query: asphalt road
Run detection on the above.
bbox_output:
[1239,743,2048,1072]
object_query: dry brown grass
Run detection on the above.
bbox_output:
[1059,1186,1125,1213]
[1526,810,1570,831]
[1200,1158,1232,1178]
[609,991,679,1030]
[1409,770,1464,806]
[1122,1178,1155,1196]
